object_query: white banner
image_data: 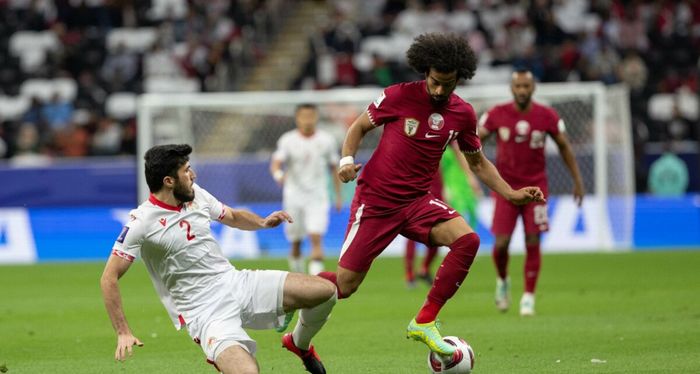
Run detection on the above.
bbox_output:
[0,208,37,264]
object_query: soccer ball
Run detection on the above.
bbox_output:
[427,336,475,374]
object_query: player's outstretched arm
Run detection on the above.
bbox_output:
[451,142,483,197]
[221,206,292,230]
[552,132,585,206]
[100,255,143,361]
[463,150,545,205]
[338,112,375,183]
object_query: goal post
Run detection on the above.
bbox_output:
[137,83,634,254]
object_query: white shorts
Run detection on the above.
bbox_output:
[283,198,330,241]
[185,269,288,362]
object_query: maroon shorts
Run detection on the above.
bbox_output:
[339,193,461,273]
[491,193,548,236]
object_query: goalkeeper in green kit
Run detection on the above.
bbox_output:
[404,143,482,288]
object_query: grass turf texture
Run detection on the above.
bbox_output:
[1,250,699,373]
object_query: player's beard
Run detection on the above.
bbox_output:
[430,94,448,104]
[173,179,195,203]
[515,97,530,111]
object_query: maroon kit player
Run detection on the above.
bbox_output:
[479,69,584,316]
[317,33,545,357]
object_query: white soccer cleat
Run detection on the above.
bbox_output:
[519,292,535,316]
[495,277,510,312]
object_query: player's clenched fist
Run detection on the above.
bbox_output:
[338,163,362,183]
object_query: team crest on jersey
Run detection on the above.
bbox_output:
[515,120,530,143]
[498,127,510,141]
[428,113,444,130]
[515,120,530,135]
[404,118,419,137]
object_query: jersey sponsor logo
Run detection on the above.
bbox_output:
[428,113,444,130]
[404,118,419,137]
[116,226,130,243]
[373,91,386,108]
[498,127,510,141]
[425,132,440,138]
[159,218,167,226]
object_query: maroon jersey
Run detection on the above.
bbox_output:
[479,101,563,194]
[359,81,481,208]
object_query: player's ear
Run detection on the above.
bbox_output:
[163,176,175,188]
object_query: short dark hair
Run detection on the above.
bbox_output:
[406,33,477,81]
[513,67,532,75]
[144,144,192,193]
[295,103,318,113]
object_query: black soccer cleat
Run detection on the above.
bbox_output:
[281,333,326,374]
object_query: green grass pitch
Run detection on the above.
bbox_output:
[1,250,699,373]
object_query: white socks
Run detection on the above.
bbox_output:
[289,258,325,275]
[308,260,324,275]
[288,257,304,273]
[292,292,337,350]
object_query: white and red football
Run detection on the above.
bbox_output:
[427,336,475,374]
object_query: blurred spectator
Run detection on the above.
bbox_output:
[100,42,139,89]
[618,51,648,93]
[143,40,184,78]
[91,117,122,156]
[42,93,74,131]
[75,70,108,112]
[53,123,90,157]
[10,123,50,167]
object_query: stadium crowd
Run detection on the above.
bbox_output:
[0,0,698,190]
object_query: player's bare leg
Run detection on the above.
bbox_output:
[407,217,480,356]
[308,233,324,275]
[288,240,304,273]
[493,235,512,312]
[215,345,259,374]
[281,273,336,374]
[521,233,541,316]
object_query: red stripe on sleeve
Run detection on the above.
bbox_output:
[112,249,135,262]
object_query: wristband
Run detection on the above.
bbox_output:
[272,169,284,182]
[339,156,354,168]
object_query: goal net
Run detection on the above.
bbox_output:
[137,83,633,256]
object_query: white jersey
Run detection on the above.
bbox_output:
[112,184,232,329]
[272,129,339,203]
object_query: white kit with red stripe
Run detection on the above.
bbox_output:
[112,183,233,330]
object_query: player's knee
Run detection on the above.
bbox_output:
[317,278,337,301]
[494,237,511,251]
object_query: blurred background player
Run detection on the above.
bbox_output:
[404,144,482,289]
[270,104,342,275]
[321,33,545,357]
[102,144,336,374]
[478,69,585,316]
